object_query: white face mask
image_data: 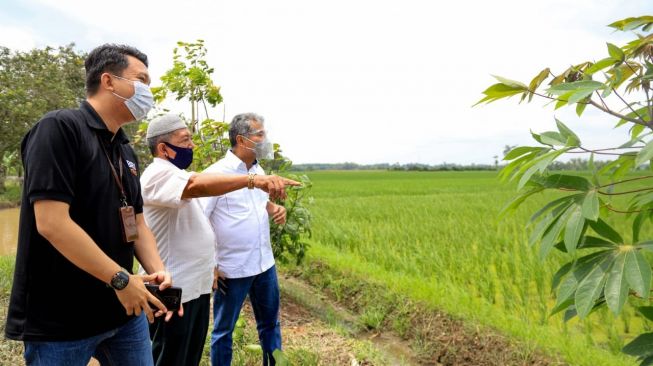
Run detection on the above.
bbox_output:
[111,74,154,121]
[242,135,274,160]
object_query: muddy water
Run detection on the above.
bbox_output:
[0,208,19,256]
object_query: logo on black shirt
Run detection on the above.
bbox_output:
[125,159,138,176]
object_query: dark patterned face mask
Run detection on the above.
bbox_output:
[164,142,194,169]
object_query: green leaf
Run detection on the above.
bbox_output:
[638,306,653,322]
[555,118,580,146]
[581,190,599,221]
[609,16,653,32]
[552,261,574,291]
[636,140,653,166]
[540,206,572,259]
[623,332,653,359]
[499,151,541,181]
[567,89,595,104]
[605,252,629,315]
[585,57,618,75]
[564,205,585,255]
[607,43,625,62]
[588,153,600,186]
[640,355,653,366]
[555,235,618,253]
[529,202,573,247]
[516,148,570,190]
[499,187,544,217]
[529,194,582,224]
[625,250,652,297]
[531,174,592,191]
[636,240,653,252]
[564,300,607,322]
[539,131,567,146]
[575,100,588,116]
[475,83,527,105]
[503,146,545,161]
[492,75,528,89]
[551,291,576,316]
[589,219,623,244]
[526,68,550,102]
[613,155,636,180]
[633,212,647,243]
[580,236,617,250]
[575,255,612,318]
[547,80,604,95]
[552,272,578,315]
[631,124,646,140]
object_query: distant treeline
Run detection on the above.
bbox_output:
[290,162,497,171]
[289,158,613,172]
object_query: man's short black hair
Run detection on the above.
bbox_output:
[84,44,148,96]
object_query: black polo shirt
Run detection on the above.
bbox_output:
[5,101,144,341]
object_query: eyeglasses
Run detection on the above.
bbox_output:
[247,129,266,138]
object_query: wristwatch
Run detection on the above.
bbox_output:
[110,269,130,290]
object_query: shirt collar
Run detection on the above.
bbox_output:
[225,150,258,172]
[80,100,130,144]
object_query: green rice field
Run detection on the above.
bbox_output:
[300,170,652,366]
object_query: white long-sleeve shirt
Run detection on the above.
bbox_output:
[200,150,275,279]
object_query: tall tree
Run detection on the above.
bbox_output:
[477,15,653,365]
[0,44,86,190]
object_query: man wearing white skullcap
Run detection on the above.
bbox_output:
[139,114,299,366]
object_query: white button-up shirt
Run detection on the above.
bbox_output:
[200,150,275,279]
[139,158,215,303]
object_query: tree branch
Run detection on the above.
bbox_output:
[603,204,652,214]
[529,89,646,126]
[598,174,653,189]
[587,99,648,126]
[611,87,647,124]
[598,187,653,196]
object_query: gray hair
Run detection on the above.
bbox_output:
[229,113,265,147]
[147,131,176,156]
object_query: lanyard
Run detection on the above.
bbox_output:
[96,133,128,206]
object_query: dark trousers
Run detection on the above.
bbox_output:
[150,293,210,366]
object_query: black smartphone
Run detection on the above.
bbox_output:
[145,284,182,311]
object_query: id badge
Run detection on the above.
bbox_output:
[119,205,139,243]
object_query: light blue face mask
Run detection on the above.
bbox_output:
[111,74,154,121]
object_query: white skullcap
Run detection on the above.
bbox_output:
[146,114,188,139]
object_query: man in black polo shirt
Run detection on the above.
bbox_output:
[5,44,177,366]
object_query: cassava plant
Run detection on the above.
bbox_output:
[477,16,653,365]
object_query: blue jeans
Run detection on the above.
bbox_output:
[24,314,153,366]
[211,265,281,366]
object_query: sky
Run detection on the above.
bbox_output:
[0,0,651,165]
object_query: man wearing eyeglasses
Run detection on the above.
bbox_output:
[201,113,285,366]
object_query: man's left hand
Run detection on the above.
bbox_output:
[269,204,286,225]
[149,270,183,321]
